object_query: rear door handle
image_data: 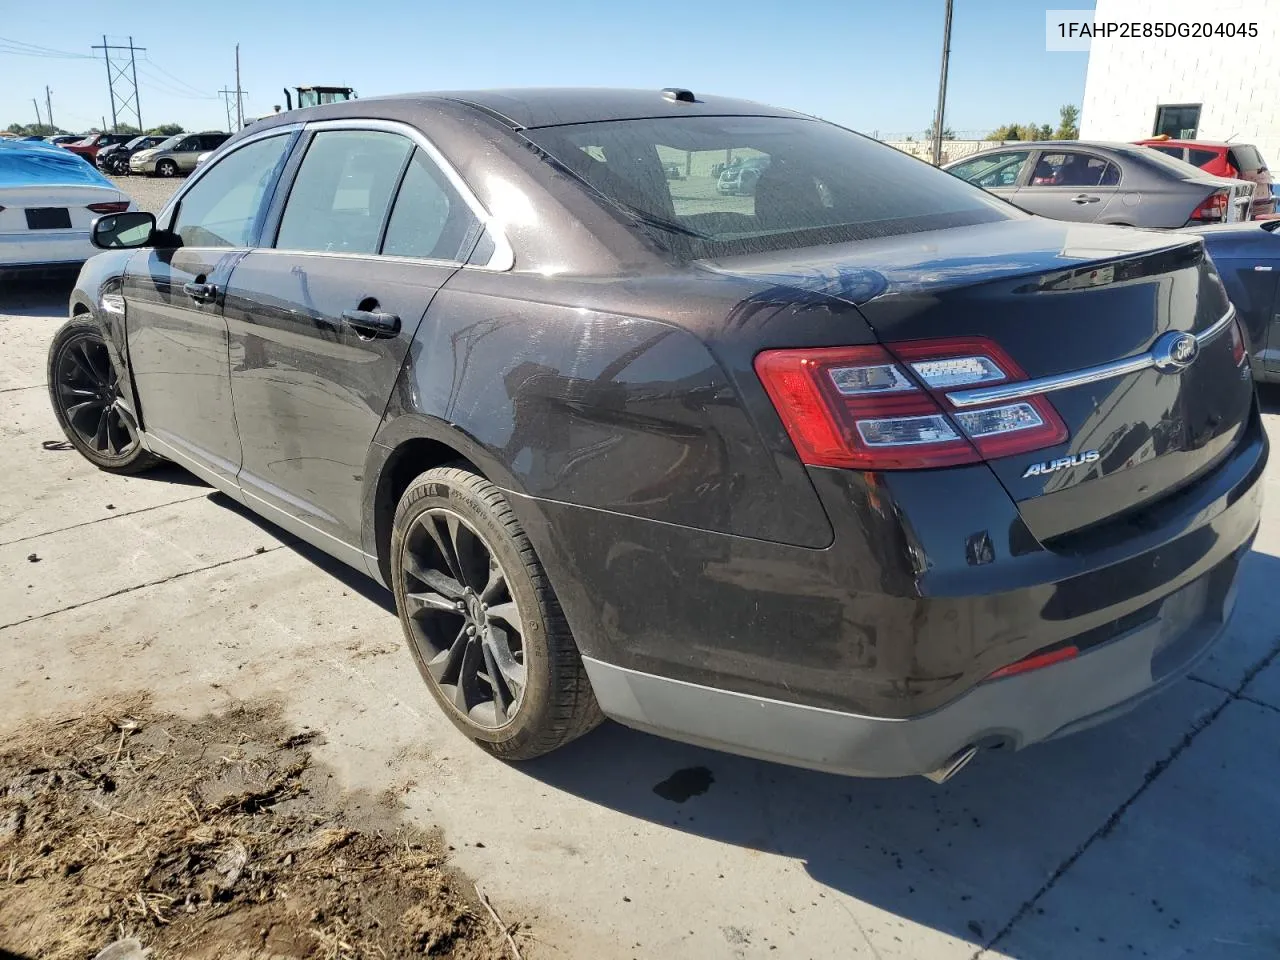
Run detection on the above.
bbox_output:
[341,308,401,338]
[182,281,217,303]
[1071,195,1101,204]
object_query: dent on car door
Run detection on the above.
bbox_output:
[222,126,481,559]
[1015,151,1120,222]
[122,132,294,482]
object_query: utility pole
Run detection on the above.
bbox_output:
[931,0,954,167]
[91,36,146,133]
[45,86,53,132]
[129,38,142,132]
[32,98,42,129]
[234,44,243,129]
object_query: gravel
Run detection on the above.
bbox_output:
[108,175,183,215]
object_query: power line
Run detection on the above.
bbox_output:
[0,35,92,59]
[136,65,218,101]
[139,57,213,98]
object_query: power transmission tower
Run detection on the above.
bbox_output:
[216,87,248,133]
[218,86,249,133]
[90,36,145,133]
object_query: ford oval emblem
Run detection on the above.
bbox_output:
[1152,331,1200,373]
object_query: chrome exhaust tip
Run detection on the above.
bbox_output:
[922,745,979,784]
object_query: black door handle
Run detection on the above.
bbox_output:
[183,281,217,303]
[341,308,401,338]
[1071,194,1101,204]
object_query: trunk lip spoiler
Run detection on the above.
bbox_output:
[946,305,1237,409]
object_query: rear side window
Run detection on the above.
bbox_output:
[1027,152,1120,188]
[275,130,413,255]
[170,134,291,248]
[381,149,479,261]
[1228,145,1266,172]
[1149,145,1185,160]
[1188,147,1221,167]
[524,115,1014,259]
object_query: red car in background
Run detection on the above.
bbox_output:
[60,133,132,164]
[1136,137,1275,217]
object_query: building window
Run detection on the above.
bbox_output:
[1153,104,1201,139]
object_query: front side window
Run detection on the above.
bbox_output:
[381,149,479,261]
[1153,104,1201,139]
[525,115,1016,259]
[1149,145,1185,160]
[170,134,291,249]
[275,130,412,255]
[1027,152,1119,188]
[947,151,1031,188]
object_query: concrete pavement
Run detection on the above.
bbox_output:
[2,277,1279,959]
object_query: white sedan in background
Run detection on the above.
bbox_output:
[0,139,135,276]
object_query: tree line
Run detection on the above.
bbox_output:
[911,105,1080,143]
[4,122,186,138]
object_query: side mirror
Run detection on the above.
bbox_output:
[92,211,156,250]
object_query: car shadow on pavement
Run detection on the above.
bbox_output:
[514,548,1280,957]
[0,276,76,318]
[206,491,397,615]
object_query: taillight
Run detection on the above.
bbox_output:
[1188,190,1229,224]
[86,201,130,215]
[1229,317,1247,366]
[754,337,1068,470]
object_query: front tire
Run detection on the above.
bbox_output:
[391,465,602,759]
[156,159,178,178]
[47,319,161,475]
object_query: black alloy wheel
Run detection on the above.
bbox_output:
[390,466,602,759]
[47,320,160,474]
[401,507,527,729]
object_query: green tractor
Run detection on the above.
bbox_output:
[283,85,357,110]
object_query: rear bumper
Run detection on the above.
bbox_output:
[582,534,1247,778]
[512,390,1266,777]
[0,232,93,270]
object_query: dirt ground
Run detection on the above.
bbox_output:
[0,697,516,960]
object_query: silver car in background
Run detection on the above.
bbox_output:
[944,141,1255,228]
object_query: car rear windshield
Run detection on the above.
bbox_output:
[1228,145,1266,172]
[523,116,1017,258]
[1128,145,1211,178]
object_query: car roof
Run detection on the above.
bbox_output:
[318,88,810,129]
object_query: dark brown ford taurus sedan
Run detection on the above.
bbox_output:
[51,88,1264,782]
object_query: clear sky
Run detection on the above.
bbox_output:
[1,0,1092,137]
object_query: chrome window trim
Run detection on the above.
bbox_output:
[947,305,1237,409]
[241,247,462,270]
[297,118,514,271]
[157,123,305,229]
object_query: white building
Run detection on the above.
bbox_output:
[1081,0,1280,162]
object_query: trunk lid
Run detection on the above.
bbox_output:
[711,218,1253,545]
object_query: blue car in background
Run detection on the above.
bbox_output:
[1190,219,1280,383]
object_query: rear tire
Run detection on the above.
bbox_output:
[390,465,602,760]
[47,319,162,475]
